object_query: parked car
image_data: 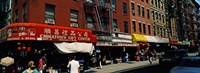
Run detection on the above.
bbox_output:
[170,56,200,73]
[159,49,188,66]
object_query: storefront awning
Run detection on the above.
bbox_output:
[145,35,158,43]
[0,23,97,43]
[54,42,94,55]
[154,36,169,43]
[132,34,148,43]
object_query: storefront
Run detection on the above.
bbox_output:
[0,23,97,73]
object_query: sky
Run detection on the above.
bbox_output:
[196,0,200,5]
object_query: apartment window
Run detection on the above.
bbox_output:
[146,0,148,3]
[131,2,135,16]
[112,0,116,11]
[124,21,128,33]
[87,14,94,29]
[153,26,156,35]
[101,17,107,31]
[159,14,161,21]
[156,12,158,19]
[161,3,164,10]
[155,0,157,7]
[100,0,106,7]
[70,9,78,26]
[23,3,27,22]
[160,28,163,37]
[138,5,140,16]
[15,0,18,5]
[45,4,55,24]
[162,15,164,23]
[147,9,150,19]
[112,19,117,29]
[151,0,154,5]
[142,0,144,2]
[139,22,142,33]
[132,21,136,32]
[123,3,127,13]
[158,0,160,8]
[157,27,159,35]
[152,11,154,20]
[143,24,146,34]
[148,25,151,34]
[142,7,145,17]
[164,29,166,37]
[15,9,18,22]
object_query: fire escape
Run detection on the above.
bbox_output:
[84,0,112,36]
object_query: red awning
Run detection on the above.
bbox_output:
[0,23,97,43]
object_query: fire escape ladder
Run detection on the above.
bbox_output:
[94,5,103,31]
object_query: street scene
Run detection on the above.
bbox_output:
[0,0,200,73]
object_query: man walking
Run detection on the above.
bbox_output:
[67,55,80,73]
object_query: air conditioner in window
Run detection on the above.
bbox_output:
[86,0,93,3]
[45,19,55,24]
[113,28,120,32]
[70,23,79,27]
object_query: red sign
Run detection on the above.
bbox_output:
[0,23,97,43]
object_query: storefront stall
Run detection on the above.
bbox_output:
[0,23,97,73]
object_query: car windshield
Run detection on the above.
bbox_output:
[178,58,200,68]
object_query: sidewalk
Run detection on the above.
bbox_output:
[85,60,159,73]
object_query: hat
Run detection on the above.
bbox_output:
[28,61,36,68]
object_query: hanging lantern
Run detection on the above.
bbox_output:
[22,46,26,50]
[27,47,31,52]
[17,47,21,51]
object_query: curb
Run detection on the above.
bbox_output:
[113,63,159,73]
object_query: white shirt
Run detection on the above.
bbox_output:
[67,60,80,73]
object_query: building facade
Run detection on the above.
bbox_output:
[0,0,12,28]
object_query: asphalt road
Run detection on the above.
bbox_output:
[122,65,173,73]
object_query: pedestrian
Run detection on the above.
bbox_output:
[153,49,157,61]
[125,53,129,62]
[148,51,153,64]
[67,55,80,73]
[22,61,39,73]
[97,55,102,69]
[91,55,97,68]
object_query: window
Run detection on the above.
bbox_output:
[131,2,135,15]
[86,14,94,29]
[152,11,154,20]
[143,24,146,34]
[100,0,106,7]
[162,15,164,23]
[147,9,150,19]
[15,9,18,22]
[153,26,156,35]
[148,25,151,34]
[160,28,163,37]
[45,4,55,24]
[156,12,158,19]
[139,22,142,33]
[124,21,128,33]
[142,0,144,2]
[157,27,159,35]
[155,0,157,7]
[159,14,161,21]
[132,21,136,32]
[138,5,140,16]
[23,3,27,22]
[70,9,78,26]
[151,0,154,5]
[146,0,148,3]
[15,0,18,5]
[164,29,166,37]
[142,7,145,17]
[101,17,107,31]
[158,0,160,8]
[112,0,116,11]
[123,2,127,13]
[112,19,117,29]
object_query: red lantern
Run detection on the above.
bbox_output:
[17,47,21,51]
[27,47,31,52]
